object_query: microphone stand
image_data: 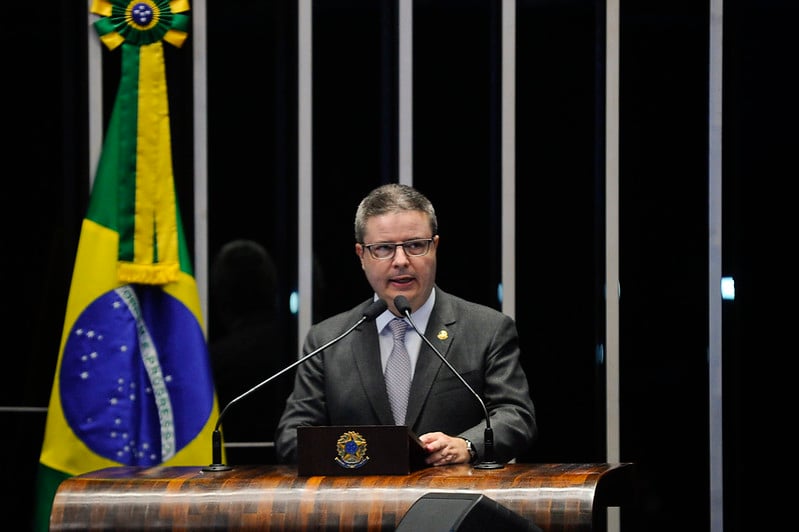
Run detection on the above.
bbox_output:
[394,296,503,469]
[203,299,388,472]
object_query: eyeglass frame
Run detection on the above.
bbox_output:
[360,237,436,260]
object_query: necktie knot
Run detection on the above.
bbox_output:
[388,318,408,339]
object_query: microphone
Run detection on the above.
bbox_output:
[394,295,503,470]
[203,298,388,472]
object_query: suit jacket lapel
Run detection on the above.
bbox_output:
[406,292,456,427]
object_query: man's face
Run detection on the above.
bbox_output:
[355,211,438,316]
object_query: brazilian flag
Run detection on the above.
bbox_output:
[34,1,218,529]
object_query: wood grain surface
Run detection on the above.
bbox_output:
[50,462,634,531]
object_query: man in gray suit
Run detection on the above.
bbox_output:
[275,183,537,466]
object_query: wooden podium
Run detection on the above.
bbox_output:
[49,462,634,531]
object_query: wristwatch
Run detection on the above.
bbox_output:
[463,438,477,463]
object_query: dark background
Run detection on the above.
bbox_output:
[3,1,792,530]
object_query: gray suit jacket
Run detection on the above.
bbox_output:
[274,287,537,464]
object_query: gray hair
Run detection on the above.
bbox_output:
[354,183,438,243]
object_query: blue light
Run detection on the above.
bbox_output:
[721,277,735,301]
[289,291,299,314]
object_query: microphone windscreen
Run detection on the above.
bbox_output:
[364,299,388,320]
[394,295,412,315]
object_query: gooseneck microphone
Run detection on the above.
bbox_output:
[203,298,388,472]
[393,295,503,470]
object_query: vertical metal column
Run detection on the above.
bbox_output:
[501,0,516,320]
[298,0,313,354]
[708,1,725,530]
[399,0,412,186]
[192,0,209,326]
[605,0,621,529]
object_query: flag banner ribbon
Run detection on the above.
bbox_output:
[91,0,190,284]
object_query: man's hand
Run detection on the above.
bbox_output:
[418,431,470,466]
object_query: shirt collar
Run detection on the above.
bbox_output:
[375,287,436,333]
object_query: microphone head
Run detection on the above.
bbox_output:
[393,295,412,315]
[364,299,388,320]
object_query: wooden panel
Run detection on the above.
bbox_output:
[50,463,633,531]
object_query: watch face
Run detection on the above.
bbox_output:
[465,439,476,459]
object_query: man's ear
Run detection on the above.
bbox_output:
[355,243,365,269]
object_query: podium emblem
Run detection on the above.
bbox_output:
[334,430,370,469]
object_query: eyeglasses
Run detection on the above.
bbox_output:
[361,238,435,260]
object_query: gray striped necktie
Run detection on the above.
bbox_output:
[385,318,411,425]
